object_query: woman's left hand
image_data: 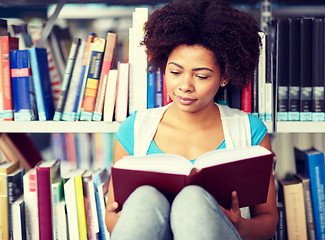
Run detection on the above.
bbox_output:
[220,191,245,232]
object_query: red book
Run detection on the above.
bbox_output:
[112,145,274,210]
[0,36,19,120]
[36,160,61,240]
[162,74,172,106]
[241,81,252,113]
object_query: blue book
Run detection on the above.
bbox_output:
[294,147,325,240]
[65,32,95,121]
[92,169,110,240]
[28,48,55,120]
[147,69,156,109]
[155,69,164,108]
[10,49,38,121]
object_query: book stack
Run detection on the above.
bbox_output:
[0,159,111,240]
[276,146,325,240]
[269,17,325,122]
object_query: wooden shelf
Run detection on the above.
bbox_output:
[276,121,325,133]
[0,121,121,133]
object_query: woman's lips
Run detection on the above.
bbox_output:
[176,95,197,105]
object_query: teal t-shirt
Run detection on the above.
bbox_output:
[116,110,268,162]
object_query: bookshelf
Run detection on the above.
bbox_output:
[0,121,120,133]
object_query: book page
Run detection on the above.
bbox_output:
[194,145,272,170]
[114,154,194,175]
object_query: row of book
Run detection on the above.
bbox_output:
[50,132,114,175]
[0,7,173,123]
[275,146,325,240]
[272,17,325,122]
[0,159,111,240]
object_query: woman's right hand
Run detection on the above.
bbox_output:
[105,201,121,233]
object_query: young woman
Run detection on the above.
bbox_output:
[105,0,278,239]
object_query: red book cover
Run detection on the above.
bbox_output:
[112,145,274,210]
[162,74,172,106]
[241,81,252,113]
[36,160,60,240]
[0,36,19,120]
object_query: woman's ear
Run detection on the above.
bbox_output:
[220,76,230,87]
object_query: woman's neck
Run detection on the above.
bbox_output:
[163,103,220,129]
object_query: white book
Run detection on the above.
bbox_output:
[128,8,148,115]
[55,201,68,240]
[12,195,25,240]
[258,31,266,121]
[115,62,129,122]
[64,177,80,240]
[23,168,39,240]
[103,69,118,122]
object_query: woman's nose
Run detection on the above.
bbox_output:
[178,75,194,92]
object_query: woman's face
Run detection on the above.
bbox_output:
[165,44,227,113]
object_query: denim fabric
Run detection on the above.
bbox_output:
[111,185,242,240]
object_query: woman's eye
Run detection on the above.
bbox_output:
[170,71,181,76]
[197,75,208,80]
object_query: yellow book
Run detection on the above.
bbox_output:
[74,174,87,240]
[0,162,19,240]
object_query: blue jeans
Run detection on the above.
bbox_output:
[111,185,242,240]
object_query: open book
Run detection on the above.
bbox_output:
[111,145,274,210]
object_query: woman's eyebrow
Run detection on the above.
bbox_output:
[168,62,213,72]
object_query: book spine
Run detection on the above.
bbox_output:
[7,169,24,240]
[275,202,287,240]
[64,177,80,240]
[276,19,289,121]
[265,33,273,122]
[300,18,313,121]
[74,33,96,120]
[1,36,19,121]
[12,197,26,240]
[53,38,81,121]
[251,69,259,117]
[288,18,301,121]
[301,178,316,240]
[102,69,118,122]
[92,32,117,121]
[308,153,325,240]
[147,69,156,109]
[74,175,87,240]
[163,73,172,106]
[36,167,53,240]
[258,31,266,121]
[87,180,100,239]
[51,180,63,240]
[155,69,164,108]
[23,170,39,240]
[0,172,9,240]
[128,8,148,115]
[29,48,55,121]
[10,50,32,120]
[115,62,130,122]
[241,82,252,113]
[312,18,325,121]
[93,181,107,240]
[61,40,86,121]
[80,38,106,121]
[282,181,308,239]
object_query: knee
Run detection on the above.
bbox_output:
[125,185,170,209]
[175,185,206,202]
